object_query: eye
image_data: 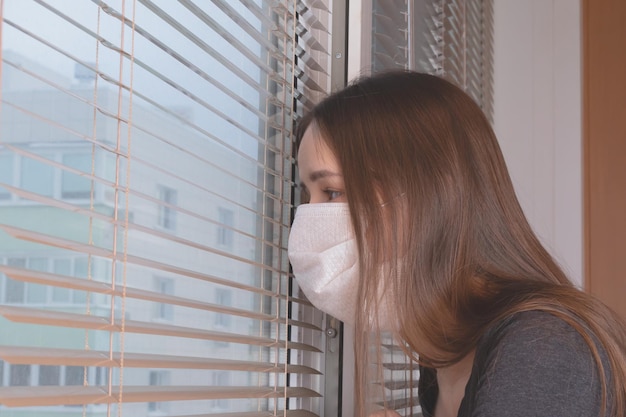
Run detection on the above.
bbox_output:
[325,189,344,201]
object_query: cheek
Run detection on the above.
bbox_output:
[308,191,326,204]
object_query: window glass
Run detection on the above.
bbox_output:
[214,288,232,328]
[39,365,61,386]
[65,366,85,386]
[5,258,26,303]
[25,282,47,304]
[10,364,30,386]
[95,366,109,386]
[29,258,48,271]
[157,185,177,230]
[154,277,174,320]
[61,153,92,199]
[213,371,231,410]
[217,207,234,247]
[26,258,48,303]
[0,0,330,414]
[4,278,24,303]
[20,154,54,197]
[148,371,170,412]
[52,259,71,303]
[72,257,88,303]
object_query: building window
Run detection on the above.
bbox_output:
[61,153,92,199]
[0,149,100,203]
[26,258,48,304]
[157,185,177,231]
[72,257,89,304]
[3,258,50,304]
[65,366,85,386]
[4,258,26,303]
[214,288,232,328]
[1,256,95,305]
[154,277,174,321]
[20,154,54,197]
[212,371,230,410]
[0,154,13,200]
[39,365,61,386]
[148,370,169,412]
[217,207,234,247]
[52,258,72,303]
[9,364,31,386]
[95,366,108,386]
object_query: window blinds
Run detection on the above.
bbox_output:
[371,0,494,118]
[368,1,494,415]
[0,0,337,415]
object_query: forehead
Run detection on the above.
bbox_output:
[297,125,340,175]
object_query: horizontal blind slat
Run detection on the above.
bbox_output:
[302,0,330,13]
[114,0,289,93]
[165,411,320,417]
[208,0,286,59]
[4,19,293,162]
[1,0,329,414]
[175,0,282,73]
[238,0,292,41]
[0,345,321,374]
[0,265,321,328]
[0,305,322,352]
[1,182,282,250]
[298,7,330,33]
[0,385,322,407]
[382,379,415,390]
[0,224,284,294]
[294,68,326,94]
[296,46,329,74]
[382,362,414,371]
[1,72,293,192]
[296,24,329,54]
[0,265,275,321]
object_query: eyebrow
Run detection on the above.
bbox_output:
[308,169,342,182]
[298,169,342,193]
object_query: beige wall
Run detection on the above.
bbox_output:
[493,0,583,286]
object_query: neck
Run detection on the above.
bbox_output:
[434,351,475,417]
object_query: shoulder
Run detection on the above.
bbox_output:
[485,310,593,357]
[460,311,607,417]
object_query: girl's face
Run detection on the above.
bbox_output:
[297,125,347,204]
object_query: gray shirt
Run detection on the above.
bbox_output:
[419,311,611,417]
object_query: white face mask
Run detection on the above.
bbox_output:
[288,203,395,329]
[288,203,358,324]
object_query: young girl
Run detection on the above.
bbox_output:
[288,71,626,417]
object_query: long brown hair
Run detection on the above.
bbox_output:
[296,71,626,416]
